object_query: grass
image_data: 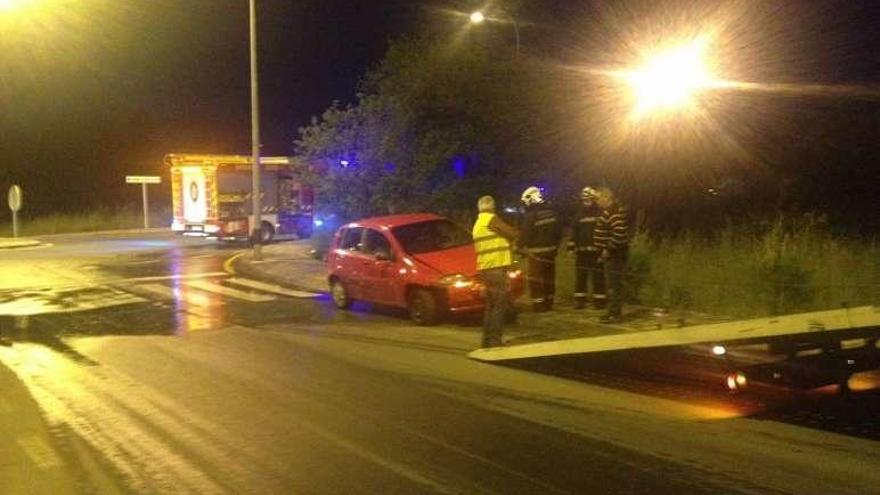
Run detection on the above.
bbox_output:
[552,215,880,318]
[0,207,170,237]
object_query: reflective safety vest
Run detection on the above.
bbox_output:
[472,212,512,271]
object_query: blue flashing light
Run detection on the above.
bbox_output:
[313,219,325,228]
[452,158,466,179]
[339,160,350,167]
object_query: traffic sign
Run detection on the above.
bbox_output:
[126,176,161,184]
[7,185,22,212]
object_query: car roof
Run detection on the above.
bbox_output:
[341,213,446,231]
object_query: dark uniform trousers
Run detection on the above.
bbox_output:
[604,251,628,318]
[527,251,557,311]
[479,267,509,347]
[574,250,606,308]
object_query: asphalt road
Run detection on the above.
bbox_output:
[0,232,878,494]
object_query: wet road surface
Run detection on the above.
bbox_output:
[0,232,878,494]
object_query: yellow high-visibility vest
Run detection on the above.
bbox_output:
[472,212,512,270]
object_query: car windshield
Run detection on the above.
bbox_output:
[391,219,472,254]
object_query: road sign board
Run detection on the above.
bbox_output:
[126,176,161,184]
[7,185,22,212]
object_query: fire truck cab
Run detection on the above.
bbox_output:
[167,154,314,243]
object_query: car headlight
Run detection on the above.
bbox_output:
[440,274,474,289]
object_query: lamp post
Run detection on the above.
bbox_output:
[469,9,520,55]
[249,0,262,260]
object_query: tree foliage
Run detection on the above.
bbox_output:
[295,37,567,223]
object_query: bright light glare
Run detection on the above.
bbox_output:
[0,0,37,12]
[621,38,716,119]
[711,345,727,356]
[470,11,485,24]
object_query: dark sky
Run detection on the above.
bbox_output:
[0,0,877,218]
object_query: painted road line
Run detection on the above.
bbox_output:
[119,272,228,284]
[137,283,224,307]
[184,280,276,303]
[0,288,145,316]
[223,251,247,275]
[17,435,64,470]
[225,277,319,298]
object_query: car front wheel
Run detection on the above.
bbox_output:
[408,288,440,326]
[330,279,352,309]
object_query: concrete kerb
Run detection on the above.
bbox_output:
[0,238,41,249]
[34,227,169,241]
[229,249,328,295]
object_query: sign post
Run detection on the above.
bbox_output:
[126,176,161,229]
[7,185,22,238]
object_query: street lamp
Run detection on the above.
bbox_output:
[249,0,263,260]
[614,37,719,120]
[468,9,520,55]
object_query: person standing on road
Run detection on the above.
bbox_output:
[568,186,606,310]
[472,195,518,348]
[519,186,562,312]
[593,187,629,323]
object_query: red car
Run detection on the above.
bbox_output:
[327,213,523,325]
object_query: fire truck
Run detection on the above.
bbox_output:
[167,154,314,243]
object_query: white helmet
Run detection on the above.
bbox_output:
[521,186,544,206]
[581,186,598,201]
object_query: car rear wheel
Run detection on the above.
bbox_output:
[330,279,352,309]
[408,288,440,326]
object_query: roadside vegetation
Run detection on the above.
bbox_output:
[0,206,168,236]
[552,215,880,318]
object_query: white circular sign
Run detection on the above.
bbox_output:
[7,185,22,212]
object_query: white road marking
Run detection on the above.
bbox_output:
[184,280,276,303]
[17,435,64,469]
[137,284,223,307]
[0,289,145,316]
[118,272,229,284]
[225,277,318,298]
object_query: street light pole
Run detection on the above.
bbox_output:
[249,0,262,260]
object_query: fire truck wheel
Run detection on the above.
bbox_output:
[258,222,275,244]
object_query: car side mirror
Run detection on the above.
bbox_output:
[375,250,393,262]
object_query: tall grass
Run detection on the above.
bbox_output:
[0,206,169,237]
[555,215,880,318]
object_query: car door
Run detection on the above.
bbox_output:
[333,227,366,299]
[358,228,398,306]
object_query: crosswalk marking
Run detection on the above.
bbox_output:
[184,280,276,303]
[225,277,319,298]
[17,435,64,470]
[137,283,223,307]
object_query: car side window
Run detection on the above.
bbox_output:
[339,227,364,251]
[362,229,392,258]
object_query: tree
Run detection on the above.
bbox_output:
[295,36,566,223]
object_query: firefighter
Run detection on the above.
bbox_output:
[593,187,629,323]
[568,186,606,310]
[519,186,562,312]
[472,195,518,348]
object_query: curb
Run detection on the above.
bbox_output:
[0,239,41,250]
[228,253,328,295]
[33,228,170,241]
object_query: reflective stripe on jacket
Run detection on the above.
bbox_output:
[472,212,513,271]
